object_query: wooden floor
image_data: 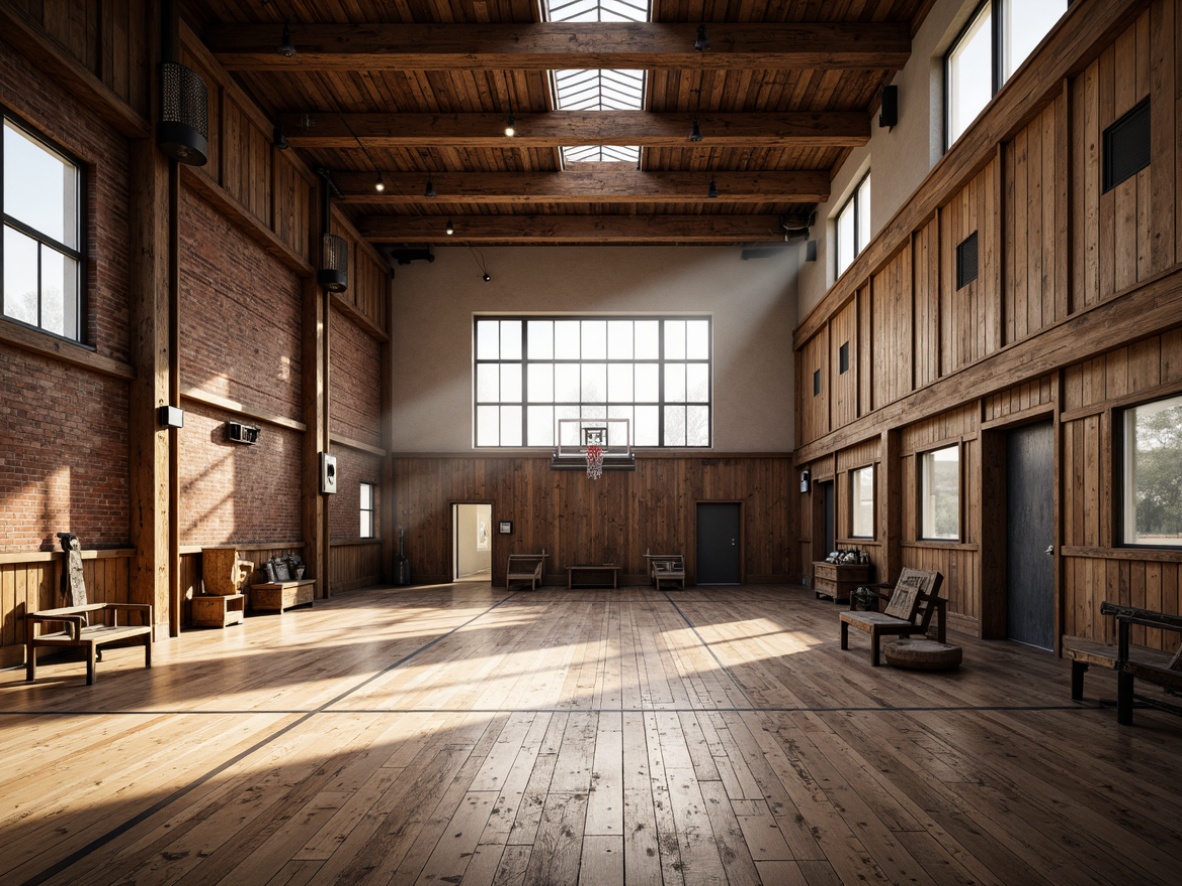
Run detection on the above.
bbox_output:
[2,584,1181,886]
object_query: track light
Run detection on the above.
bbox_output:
[695,24,710,52]
[446,219,455,236]
[708,178,717,199]
[374,172,385,193]
[272,126,289,150]
[424,178,436,198]
[483,273,491,282]
[689,118,702,142]
[278,22,297,57]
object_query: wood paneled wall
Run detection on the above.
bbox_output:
[329,542,386,594]
[796,3,1182,651]
[392,455,796,587]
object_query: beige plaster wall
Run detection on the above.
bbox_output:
[390,245,797,453]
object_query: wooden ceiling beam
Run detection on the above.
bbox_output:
[208,22,912,71]
[334,168,831,204]
[358,214,792,244]
[280,111,869,149]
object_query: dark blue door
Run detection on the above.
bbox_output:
[697,503,741,584]
[1007,421,1054,649]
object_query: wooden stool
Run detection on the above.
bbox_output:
[884,638,963,671]
[191,593,245,628]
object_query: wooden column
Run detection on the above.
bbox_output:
[879,428,902,584]
[302,275,327,596]
[381,273,396,583]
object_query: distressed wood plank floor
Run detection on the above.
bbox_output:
[1,584,1180,885]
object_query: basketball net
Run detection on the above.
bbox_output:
[585,444,604,480]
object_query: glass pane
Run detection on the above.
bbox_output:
[686,320,709,359]
[4,121,77,248]
[476,405,500,446]
[607,320,633,359]
[555,364,580,401]
[947,3,993,145]
[665,363,686,401]
[527,320,553,359]
[634,320,660,358]
[360,510,373,538]
[664,405,686,446]
[555,320,581,358]
[3,226,38,325]
[500,363,522,402]
[528,363,554,402]
[581,320,606,359]
[500,406,523,446]
[556,405,581,445]
[582,363,607,402]
[476,320,499,359]
[476,364,499,402]
[922,446,960,539]
[851,467,875,537]
[857,176,871,253]
[686,364,709,402]
[527,405,555,446]
[686,406,710,446]
[500,320,522,360]
[665,320,686,359]
[607,363,633,401]
[836,199,855,276]
[1123,395,1182,545]
[360,483,372,508]
[1004,0,1067,80]
[635,406,659,446]
[582,404,607,421]
[635,364,659,401]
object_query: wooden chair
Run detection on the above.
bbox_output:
[26,602,153,685]
[652,555,686,591]
[840,568,945,666]
[506,551,547,590]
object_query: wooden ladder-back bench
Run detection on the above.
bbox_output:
[506,552,547,590]
[839,568,945,666]
[26,603,153,685]
[651,555,686,591]
[1063,602,1182,725]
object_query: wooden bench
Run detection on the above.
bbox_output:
[26,602,153,685]
[840,568,945,666]
[1064,602,1182,725]
[252,579,315,612]
[652,556,686,591]
[506,552,546,590]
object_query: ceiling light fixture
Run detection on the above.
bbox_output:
[689,83,704,142]
[374,172,385,193]
[708,178,717,199]
[695,24,710,52]
[424,178,437,198]
[278,22,297,58]
[689,118,702,142]
[504,74,517,137]
[446,219,455,235]
[272,126,289,150]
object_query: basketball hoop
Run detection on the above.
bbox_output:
[585,444,604,480]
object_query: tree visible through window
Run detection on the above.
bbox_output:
[851,466,875,538]
[474,316,711,448]
[921,446,960,540]
[1123,394,1182,547]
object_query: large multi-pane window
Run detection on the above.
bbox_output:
[2,115,83,341]
[474,317,711,448]
[850,466,875,539]
[946,0,1068,147]
[920,445,960,540]
[835,173,871,278]
[1122,394,1182,547]
[360,482,377,539]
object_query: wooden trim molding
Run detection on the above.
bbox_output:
[181,388,307,432]
[0,548,134,565]
[0,319,135,380]
[1061,546,1182,562]
[330,433,387,457]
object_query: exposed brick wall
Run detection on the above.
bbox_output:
[0,349,129,552]
[329,446,383,542]
[178,401,301,546]
[0,40,131,362]
[330,306,382,448]
[179,189,303,422]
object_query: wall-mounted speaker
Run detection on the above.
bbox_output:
[320,452,338,494]
[879,85,898,128]
[158,405,185,429]
[159,62,209,166]
[227,421,259,444]
[800,469,811,493]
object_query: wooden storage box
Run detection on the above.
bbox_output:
[251,580,315,613]
[812,561,871,603]
[191,593,245,628]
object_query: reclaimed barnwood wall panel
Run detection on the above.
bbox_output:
[913,219,940,390]
[800,326,829,444]
[830,300,858,430]
[392,455,796,587]
[983,377,1056,424]
[329,542,385,593]
[940,159,999,374]
[870,246,912,410]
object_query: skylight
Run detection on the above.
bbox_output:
[544,0,650,165]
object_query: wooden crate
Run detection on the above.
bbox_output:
[191,593,245,628]
[251,580,315,613]
[812,562,871,603]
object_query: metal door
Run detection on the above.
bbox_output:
[1006,421,1054,649]
[821,481,835,555]
[696,503,741,585]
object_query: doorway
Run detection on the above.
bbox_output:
[820,480,835,556]
[452,503,492,582]
[697,503,741,585]
[1006,421,1054,649]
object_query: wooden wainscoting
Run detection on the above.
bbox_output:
[329,540,386,593]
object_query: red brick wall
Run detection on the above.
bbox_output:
[329,446,383,542]
[330,306,382,448]
[0,349,130,552]
[179,189,303,422]
[178,401,302,545]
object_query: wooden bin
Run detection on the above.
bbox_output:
[251,580,315,613]
[191,593,245,628]
[812,561,871,603]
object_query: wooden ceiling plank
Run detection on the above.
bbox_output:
[207,22,912,71]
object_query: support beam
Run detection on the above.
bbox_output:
[335,168,831,205]
[208,22,912,71]
[358,214,790,244]
[280,111,869,149]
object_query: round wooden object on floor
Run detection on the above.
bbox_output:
[884,638,963,671]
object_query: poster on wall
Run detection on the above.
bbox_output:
[477,517,489,551]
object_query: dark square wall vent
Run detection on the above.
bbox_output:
[813,369,821,396]
[839,341,850,374]
[1103,97,1150,193]
[956,231,979,290]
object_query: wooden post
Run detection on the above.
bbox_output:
[302,274,327,597]
[880,428,902,585]
[381,272,396,583]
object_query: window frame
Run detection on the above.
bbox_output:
[472,315,713,449]
[919,444,961,542]
[1,110,86,343]
[849,465,875,539]
[359,481,377,540]
[1119,392,1182,549]
[834,172,871,279]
